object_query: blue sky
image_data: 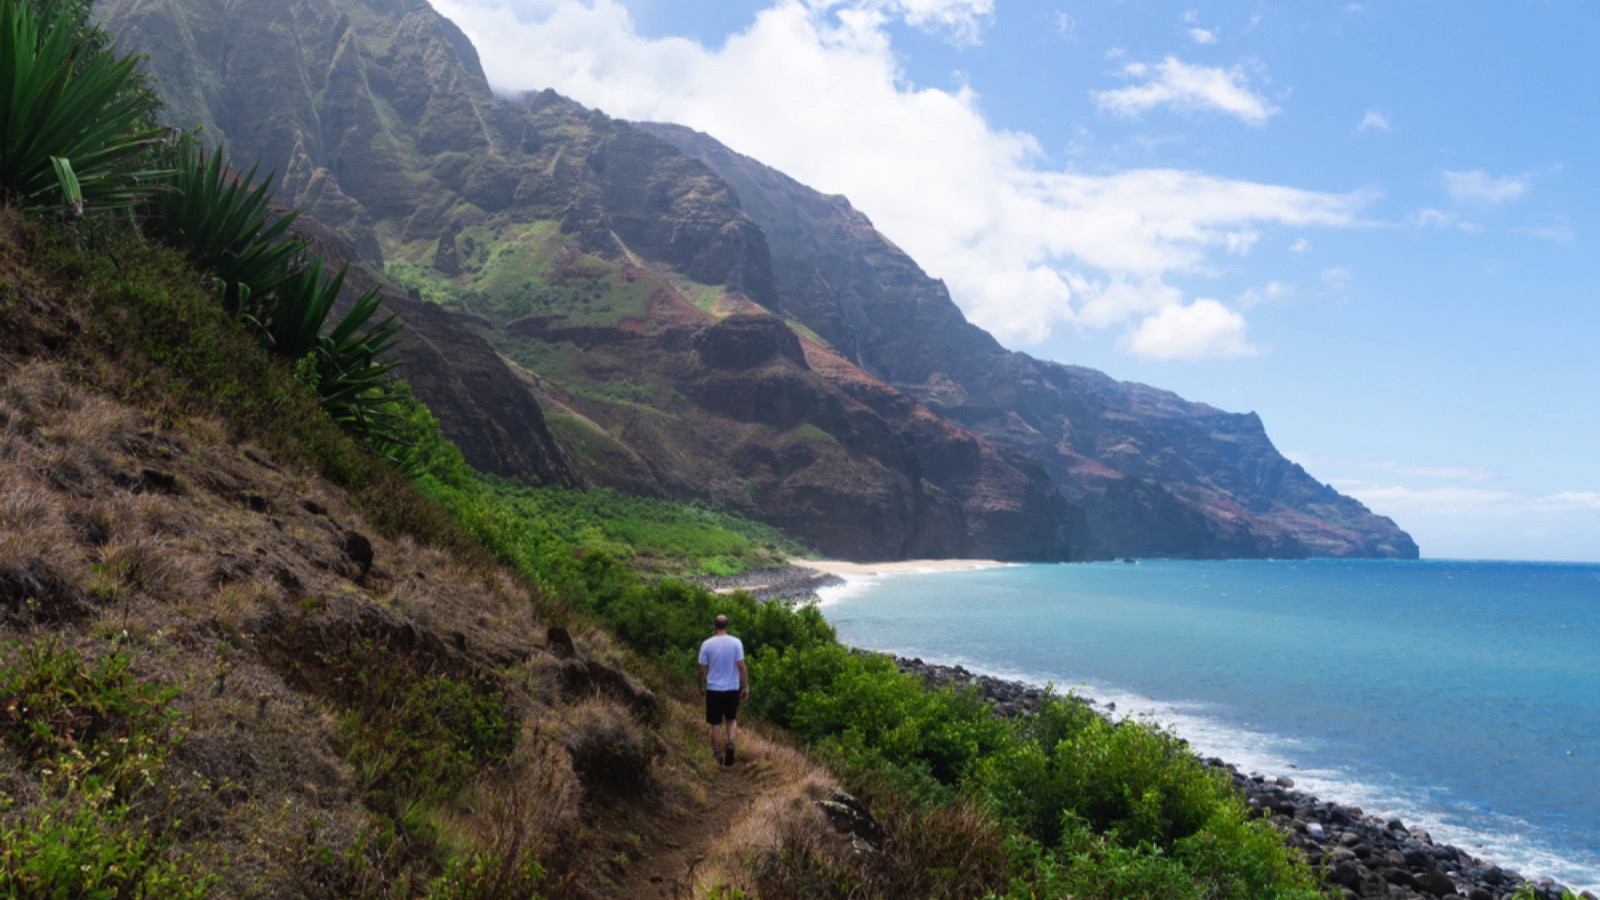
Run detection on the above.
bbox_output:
[426,0,1600,562]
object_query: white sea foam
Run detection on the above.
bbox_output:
[812,574,883,608]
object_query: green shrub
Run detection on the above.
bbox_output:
[326,642,516,810]
[269,257,405,447]
[0,799,213,899]
[0,640,211,897]
[0,639,182,803]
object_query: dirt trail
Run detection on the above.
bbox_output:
[616,729,811,899]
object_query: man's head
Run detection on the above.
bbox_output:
[713,614,730,633]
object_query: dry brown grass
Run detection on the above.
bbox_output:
[691,730,847,895]
[0,357,633,895]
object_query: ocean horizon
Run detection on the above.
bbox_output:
[815,558,1600,893]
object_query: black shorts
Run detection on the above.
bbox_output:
[705,689,741,725]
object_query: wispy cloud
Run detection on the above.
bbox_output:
[1052,10,1077,40]
[1357,109,1389,133]
[1294,455,1498,484]
[427,0,1363,357]
[1297,454,1600,560]
[1093,57,1279,126]
[1348,485,1600,517]
[1188,27,1217,44]
[1443,169,1532,205]
[1236,280,1290,309]
[1520,220,1576,245]
[1414,208,1483,233]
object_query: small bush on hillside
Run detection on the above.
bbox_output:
[0,639,212,896]
[0,638,182,802]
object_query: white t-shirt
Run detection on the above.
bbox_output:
[698,633,745,691]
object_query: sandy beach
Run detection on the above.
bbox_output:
[791,558,1009,577]
[698,559,1009,599]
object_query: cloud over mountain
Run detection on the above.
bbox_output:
[429,0,1361,358]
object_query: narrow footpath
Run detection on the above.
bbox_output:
[615,728,824,899]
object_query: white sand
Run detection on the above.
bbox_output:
[792,558,1007,577]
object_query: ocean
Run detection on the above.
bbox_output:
[815,559,1600,892]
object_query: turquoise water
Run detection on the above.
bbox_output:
[817,559,1600,891]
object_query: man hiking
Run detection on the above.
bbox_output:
[698,614,749,766]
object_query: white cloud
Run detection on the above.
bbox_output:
[1288,237,1310,253]
[1414,208,1483,232]
[1443,169,1531,205]
[1188,27,1217,44]
[1357,109,1389,133]
[1346,484,1600,561]
[1093,56,1278,126]
[1236,280,1289,309]
[427,0,1362,354]
[853,0,996,45]
[1052,10,1076,40]
[1123,298,1262,360]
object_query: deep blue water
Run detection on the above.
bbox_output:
[817,559,1600,891]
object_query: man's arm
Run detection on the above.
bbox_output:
[698,663,708,695]
[737,659,749,701]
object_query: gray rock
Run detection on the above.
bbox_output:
[1412,871,1456,897]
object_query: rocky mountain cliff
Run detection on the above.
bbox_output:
[638,123,1417,560]
[100,0,1414,560]
[100,0,1071,561]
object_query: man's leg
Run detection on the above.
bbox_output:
[706,692,723,759]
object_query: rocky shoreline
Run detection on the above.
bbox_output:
[892,654,1588,900]
[695,563,845,602]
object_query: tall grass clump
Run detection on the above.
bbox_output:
[142,134,302,317]
[140,136,409,450]
[0,0,162,215]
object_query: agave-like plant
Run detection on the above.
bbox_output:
[142,135,304,319]
[0,0,164,212]
[270,258,406,444]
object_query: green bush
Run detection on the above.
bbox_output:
[0,639,183,803]
[327,643,517,810]
[0,640,211,897]
[0,800,213,899]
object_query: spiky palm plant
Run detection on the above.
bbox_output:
[0,0,163,213]
[142,135,304,319]
[270,258,406,445]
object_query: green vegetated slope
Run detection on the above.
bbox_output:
[0,205,1324,897]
